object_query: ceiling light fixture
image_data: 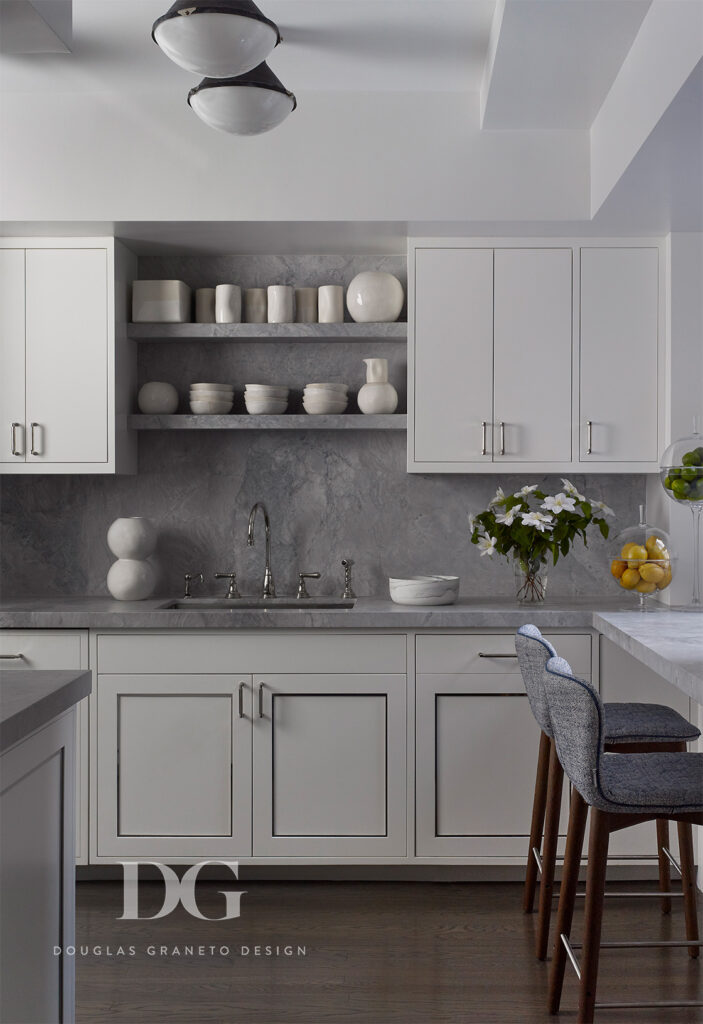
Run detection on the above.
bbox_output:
[187,62,296,135]
[152,0,281,78]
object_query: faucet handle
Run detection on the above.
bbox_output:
[341,558,356,600]
[183,571,204,599]
[297,572,321,599]
[214,572,241,599]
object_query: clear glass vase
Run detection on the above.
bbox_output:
[514,556,549,604]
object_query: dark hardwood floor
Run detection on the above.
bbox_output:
[75,881,702,1024]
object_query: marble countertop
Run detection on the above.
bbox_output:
[0,595,634,630]
[0,669,92,752]
[594,610,703,705]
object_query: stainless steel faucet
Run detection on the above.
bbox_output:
[247,502,276,598]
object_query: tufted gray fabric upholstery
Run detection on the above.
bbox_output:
[603,702,700,743]
[544,656,703,814]
[515,625,557,736]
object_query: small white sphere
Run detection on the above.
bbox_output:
[107,559,157,602]
[346,272,404,323]
[107,517,157,559]
[138,381,179,414]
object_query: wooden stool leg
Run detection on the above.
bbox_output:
[524,730,551,914]
[548,790,588,1015]
[656,819,672,915]
[578,809,610,1024]
[677,820,700,959]
[536,739,564,960]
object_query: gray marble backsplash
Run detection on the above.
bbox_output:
[0,253,645,601]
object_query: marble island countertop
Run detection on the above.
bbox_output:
[0,669,91,752]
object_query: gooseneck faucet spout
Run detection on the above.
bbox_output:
[247,502,276,598]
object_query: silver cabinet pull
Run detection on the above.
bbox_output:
[499,421,505,456]
[238,681,245,719]
[30,422,41,456]
[258,681,264,718]
[478,652,518,659]
[11,423,22,457]
[481,421,487,456]
[586,420,593,456]
[0,653,24,660]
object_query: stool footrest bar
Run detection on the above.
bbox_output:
[553,890,684,899]
[595,1001,703,1010]
[661,845,683,877]
[569,940,703,949]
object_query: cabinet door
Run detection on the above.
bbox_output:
[253,675,406,856]
[494,249,572,462]
[25,248,108,464]
[96,675,252,858]
[413,248,494,465]
[579,247,659,462]
[0,249,26,464]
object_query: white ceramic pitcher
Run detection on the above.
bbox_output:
[357,358,398,414]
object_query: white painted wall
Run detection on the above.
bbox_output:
[0,90,588,222]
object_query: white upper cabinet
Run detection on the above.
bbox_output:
[579,247,660,464]
[0,238,136,474]
[493,249,572,463]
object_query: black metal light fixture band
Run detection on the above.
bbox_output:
[188,67,297,111]
[152,0,281,46]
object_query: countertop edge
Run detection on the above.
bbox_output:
[0,669,92,753]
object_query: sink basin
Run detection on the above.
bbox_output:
[161,597,355,611]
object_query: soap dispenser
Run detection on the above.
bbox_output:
[357,358,398,415]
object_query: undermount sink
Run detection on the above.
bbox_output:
[161,597,356,611]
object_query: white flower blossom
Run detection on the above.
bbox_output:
[489,487,506,507]
[514,484,538,498]
[542,492,577,515]
[467,513,477,534]
[521,511,553,533]
[496,509,517,526]
[478,534,498,556]
[561,478,585,501]
[591,500,615,518]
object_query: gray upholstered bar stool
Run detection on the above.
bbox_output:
[515,624,700,960]
[544,654,702,1022]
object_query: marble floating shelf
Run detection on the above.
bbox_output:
[129,414,407,431]
[127,322,407,341]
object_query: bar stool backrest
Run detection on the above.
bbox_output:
[543,655,605,807]
[515,624,558,737]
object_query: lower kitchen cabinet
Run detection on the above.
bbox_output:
[252,674,407,856]
[96,674,252,858]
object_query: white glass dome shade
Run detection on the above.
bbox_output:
[152,0,280,78]
[188,63,296,135]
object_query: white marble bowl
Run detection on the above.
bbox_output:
[388,575,460,606]
[190,398,234,414]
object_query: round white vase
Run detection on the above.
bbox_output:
[137,382,179,414]
[346,271,404,323]
[107,517,157,560]
[107,559,157,601]
[357,357,398,414]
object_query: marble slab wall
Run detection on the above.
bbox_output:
[0,254,645,601]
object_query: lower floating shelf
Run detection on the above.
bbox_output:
[129,414,407,431]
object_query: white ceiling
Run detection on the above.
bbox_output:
[0,0,496,94]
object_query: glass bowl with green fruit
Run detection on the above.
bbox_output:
[660,420,703,606]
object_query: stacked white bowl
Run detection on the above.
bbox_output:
[303,382,349,415]
[190,382,234,414]
[244,384,289,415]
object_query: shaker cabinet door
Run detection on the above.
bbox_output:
[412,247,494,466]
[25,248,109,464]
[579,247,659,462]
[0,249,26,464]
[493,248,572,462]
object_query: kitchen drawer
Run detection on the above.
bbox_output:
[0,630,83,669]
[97,632,406,675]
[416,633,591,678]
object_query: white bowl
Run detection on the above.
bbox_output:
[303,399,348,415]
[304,382,349,393]
[190,399,233,414]
[388,575,460,606]
[190,382,234,392]
[138,381,179,414]
[190,387,233,397]
[244,384,289,396]
[244,396,288,415]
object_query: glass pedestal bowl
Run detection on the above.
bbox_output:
[610,507,675,610]
[660,422,703,605]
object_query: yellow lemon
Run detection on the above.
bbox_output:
[640,562,665,583]
[635,580,657,594]
[657,566,673,589]
[646,535,666,555]
[620,568,640,589]
[628,545,648,561]
[610,559,627,579]
[620,542,637,559]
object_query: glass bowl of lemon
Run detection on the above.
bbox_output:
[610,506,674,609]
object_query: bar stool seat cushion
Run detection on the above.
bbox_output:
[599,751,703,815]
[603,702,700,744]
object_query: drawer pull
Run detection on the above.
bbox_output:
[11,422,22,457]
[238,681,245,719]
[258,681,264,718]
[478,652,518,659]
[0,653,24,660]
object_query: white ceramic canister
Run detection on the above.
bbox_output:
[243,287,268,323]
[106,559,157,601]
[215,284,242,324]
[195,287,216,323]
[295,287,318,324]
[267,285,295,324]
[318,284,344,324]
[107,516,157,560]
[357,357,398,414]
[137,382,179,414]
